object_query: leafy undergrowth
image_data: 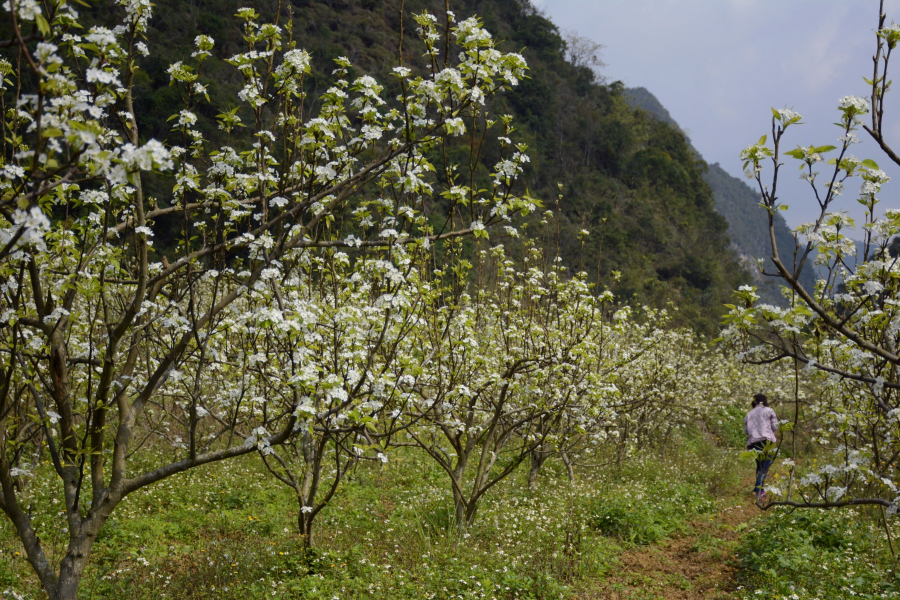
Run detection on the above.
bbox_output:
[736,506,900,600]
[0,432,743,599]
[587,474,715,546]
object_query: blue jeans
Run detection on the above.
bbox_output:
[749,441,773,493]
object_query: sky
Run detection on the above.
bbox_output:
[535,0,900,236]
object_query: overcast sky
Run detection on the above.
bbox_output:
[535,0,900,236]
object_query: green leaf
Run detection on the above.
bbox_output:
[778,205,789,211]
[758,135,767,146]
[784,149,805,159]
[862,158,880,169]
[814,145,837,153]
[771,107,781,119]
[34,13,51,37]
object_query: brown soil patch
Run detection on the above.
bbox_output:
[583,499,759,600]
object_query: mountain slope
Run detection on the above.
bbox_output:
[624,87,815,304]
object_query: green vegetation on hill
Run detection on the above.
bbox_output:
[23,0,749,333]
[452,3,749,332]
[623,87,816,306]
[623,87,682,131]
[704,163,817,304]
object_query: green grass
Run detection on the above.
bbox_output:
[707,404,750,450]
[736,506,900,600]
[585,458,717,546]
[13,429,900,600]
[0,432,743,599]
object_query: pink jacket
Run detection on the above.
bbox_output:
[745,405,778,447]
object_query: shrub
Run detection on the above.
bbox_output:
[737,507,896,599]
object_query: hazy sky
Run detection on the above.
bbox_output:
[535,0,900,235]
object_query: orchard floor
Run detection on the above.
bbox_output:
[585,485,760,600]
[3,439,816,599]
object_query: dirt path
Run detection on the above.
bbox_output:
[583,499,759,600]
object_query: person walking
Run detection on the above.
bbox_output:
[745,393,778,499]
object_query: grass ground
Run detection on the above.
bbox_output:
[587,496,757,600]
[0,430,898,599]
[733,468,900,600]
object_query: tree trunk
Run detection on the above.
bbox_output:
[560,449,575,483]
[454,499,467,532]
[298,509,314,548]
[661,426,672,461]
[616,421,628,470]
[55,569,83,600]
[528,449,547,490]
[464,501,479,527]
[450,457,468,531]
[53,536,95,600]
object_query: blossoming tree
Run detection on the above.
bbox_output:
[528,307,794,484]
[723,0,900,512]
[0,0,531,596]
[250,246,441,547]
[402,245,609,528]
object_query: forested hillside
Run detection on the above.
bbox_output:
[624,87,817,305]
[36,0,750,333]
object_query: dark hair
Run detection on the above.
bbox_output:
[751,393,768,408]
